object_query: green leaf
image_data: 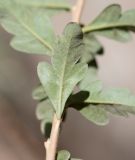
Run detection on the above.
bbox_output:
[36,100,54,135]
[70,68,135,125]
[0,1,56,55]
[86,88,135,113]
[82,34,103,63]
[57,150,82,160]
[79,104,109,125]
[77,68,135,124]
[32,85,47,101]
[70,68,109,125]
[0,0,71,16]
[15,0,71,12]
[37,23,88,118]
[83,4,135,42]
[57,150,70,160]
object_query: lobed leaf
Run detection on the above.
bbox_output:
[83,4,135,42]
[37,23,88,118]
[82,34,103,63]
[12,0,71,12]
[0,1,56,55]
[70,68,135,125]
[79,104,109,125]
[32,85,47,101]
[36,100,54,135]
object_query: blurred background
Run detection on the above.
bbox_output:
[0,0,135,159]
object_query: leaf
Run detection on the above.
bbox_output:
[32,85,47,101]
[0,0,71,16]
[79,104,109,125]
[77,68,135,125]
[0,1,56,55]
[82,34,103,63]
[37,23,88,118]
[70,68,135,125]
[83,4,135,42]
[85,88,135,107]
[69,68,109,125]
[15,0,71,13]
[36,100,54,135]
[57,150,70,160]
[57,150,82,160]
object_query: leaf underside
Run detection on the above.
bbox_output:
[69,68,135,125]
[37,23,88,118]
[82,4,135,63]
[0,0,70,55]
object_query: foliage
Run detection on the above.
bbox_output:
[1,1,135,160]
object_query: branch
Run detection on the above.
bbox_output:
[44,1,86,160]
[72,0,86,23]
[45,114,61,160]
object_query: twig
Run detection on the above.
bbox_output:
[44,1,86,160]
[72,0,86,23]
[45,114,61,160]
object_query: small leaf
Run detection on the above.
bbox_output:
[80,104,109,125]
[70,68,109,125]
[82,34,103,63]
[37,23,88,118]
[0,1,55,55]
[57,150,70,160]
[0,0,71,16]
[83,4,135,42]
[12,0,71,13]
[36,100,54,135]
[70,68,135,125]
[32,85,47,101]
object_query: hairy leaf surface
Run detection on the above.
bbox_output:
[38,23,88,118]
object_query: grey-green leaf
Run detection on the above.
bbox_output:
[83,4,135,42]
[32,85,47,101]
[14,0,71,11]
[80,104,109,125]
[37,23,88,118]
[70,68,135,125]
[79,68,135,122]
[0,1,55,55]
[85,88,135,109]
[82,34,103,63]
[36,100,54,134]
[0,0,71,16]
[57,150,70,160]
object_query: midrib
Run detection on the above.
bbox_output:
[9,9,53,51]
[58,53,68,117]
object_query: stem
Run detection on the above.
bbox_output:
[45,114,61,160]
[72,0,85,23]
[44,1,85,160]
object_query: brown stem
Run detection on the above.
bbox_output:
[72,0,86,23]
[45,114,61,160]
